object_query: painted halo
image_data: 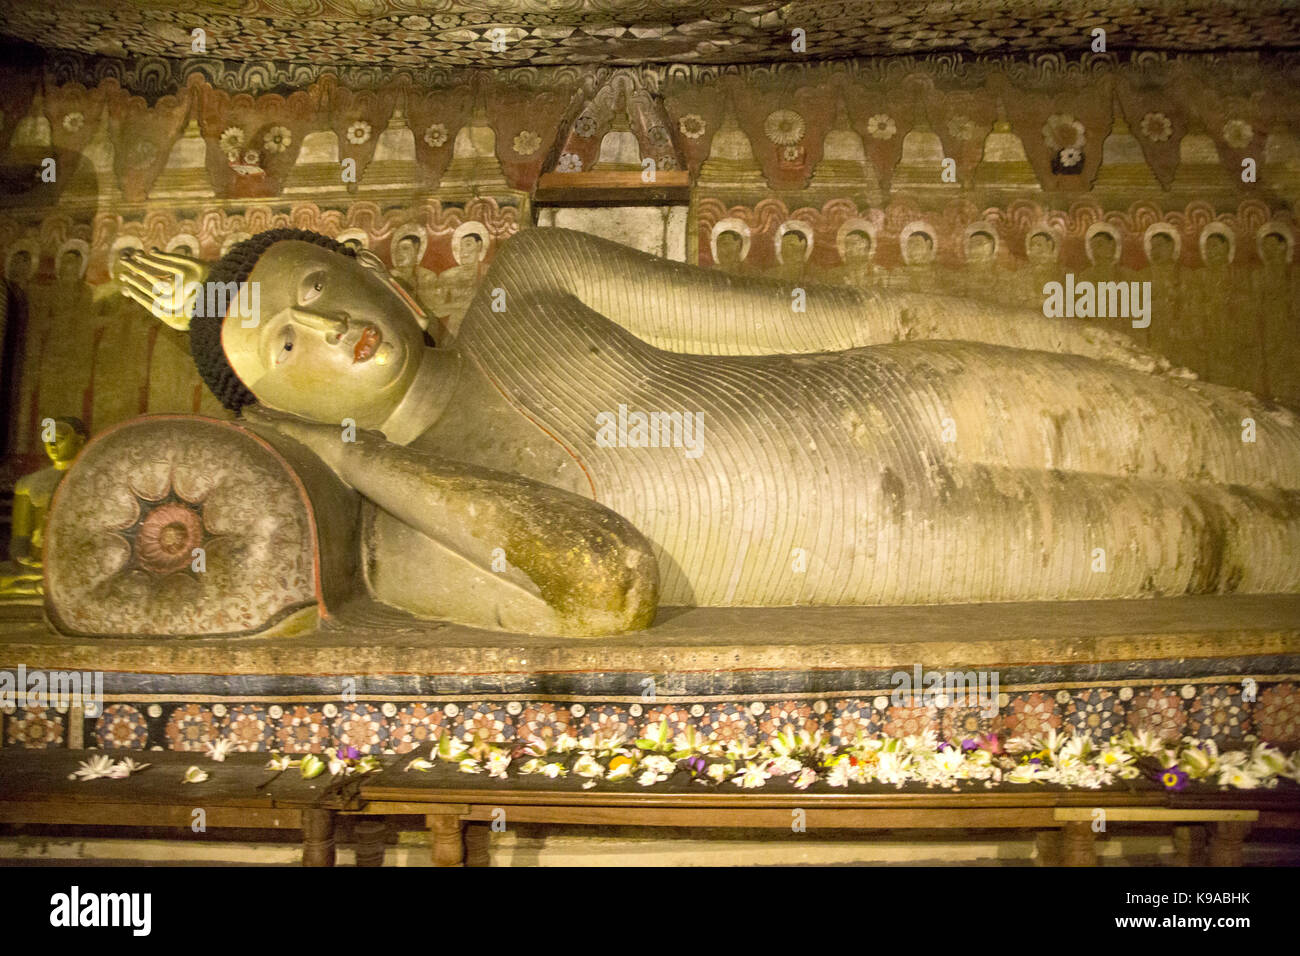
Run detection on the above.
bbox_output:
[1024,227,1060,260]
[1198,222,1236,264]
[774,220,814,263]
[391,223,429,265]
[1142,223,1182,262]
[4,238,40,281]
[55,238,91,279]
[709,217,752,264]
[1255,222,1293,264]
[962,222,1000,261]
[835,218,878,261]
[165,233,202,258]
[1084,222,1122,265]
[899,221,938,265]
[451,220,489,265]
[335,228,370,251]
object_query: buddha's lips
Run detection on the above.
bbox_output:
[354,325,381,363]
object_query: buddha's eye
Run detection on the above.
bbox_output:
[300,270,326,305]
[275,326,295,365]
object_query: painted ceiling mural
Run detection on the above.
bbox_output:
[0,0,1297,67]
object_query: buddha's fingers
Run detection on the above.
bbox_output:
[146,247,210,282]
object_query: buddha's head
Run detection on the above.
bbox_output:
[906,231,934,265]
[44,417,86,467]
[189,228,428,428]
[392,234,420,270]
[1088,231,1116,266]
[1149,231,1176,265]
[57,249,83,285]
[1205,232,1231,266]
[965,230,995,263]
[1260,230,1289,266]
[844,230,872,263]
[715,230,743,266]
[779,229,808,263]
[458,233,484,266]
[1027,231,1056,264]
[5,249,33,286]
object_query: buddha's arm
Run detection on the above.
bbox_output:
[486,229,1169,373]
[244,409,659,636]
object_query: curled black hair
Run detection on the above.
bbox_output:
[189,228,357,413]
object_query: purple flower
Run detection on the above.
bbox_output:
[1159,766,1188,792]
[1028,757,1042,766]
[683,756,707,774]
[960,738,979,752]
[338,745,361,761]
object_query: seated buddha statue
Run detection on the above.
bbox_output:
[0,417,87,600]
[114,227,1300,637]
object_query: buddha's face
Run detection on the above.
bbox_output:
[44,421,84,464]
[6,251,32,285]
[907,233,934,264]
[780,231,807,263]
[716,231,742,266]
[392,237,419,269]
[1261,233,1288,266]
[1027,233,1055,264]
[1205,234,1230,266]
[459,235,484,265]
[1089,233,1116,265]
[844,232,871,263]
[966,232,994,263]
[222,240,427,429]
[1149,232,1175,264]
[57,251,82,283]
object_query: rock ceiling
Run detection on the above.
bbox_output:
[0,1,1297,67]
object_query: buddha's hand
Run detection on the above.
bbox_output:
[114,248,211,331]
[241,405,383,475]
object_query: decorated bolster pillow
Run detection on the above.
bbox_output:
[44,415,358,638]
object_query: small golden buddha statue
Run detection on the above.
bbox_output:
[0,417,87,600]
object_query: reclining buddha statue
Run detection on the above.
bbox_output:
[111,227,1300,637]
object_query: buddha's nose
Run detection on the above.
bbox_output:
[288,306,349,336]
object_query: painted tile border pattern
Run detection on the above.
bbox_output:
[4,679,1298,754]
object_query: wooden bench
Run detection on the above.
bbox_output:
[0,750,358,866]
[357,768,1300,867]
[3,750,1297,866]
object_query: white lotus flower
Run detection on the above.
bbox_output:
[457,758,482,774]
[109,758,150,778]
[405,758,434,772]
[540,762,566,779]
[572,753,604,778]
[69,755,117,781]
[734,761,771,789]
[486,750,511,779]
[183,766,209,784]
[206,738,234,762]
[792,767,818,790]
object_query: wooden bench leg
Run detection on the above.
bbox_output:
[1034,829,1062,866]
[1208,821,1250,867]
[1061,821,1098,866]
[1173,825,1208,867]
[302,809,336,867]
[354,819,389,868]
[428,813,465,867]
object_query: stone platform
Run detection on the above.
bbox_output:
[1,595,1298,754]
